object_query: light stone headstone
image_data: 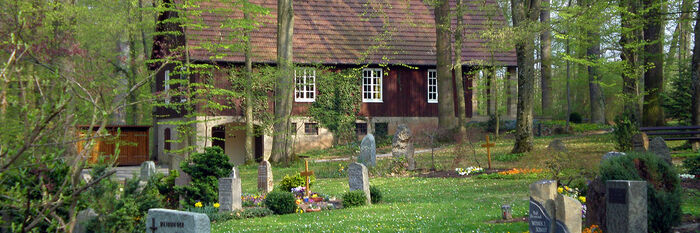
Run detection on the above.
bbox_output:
[555,194,582,233]
[257,160,273,193]
[601,152,626,162]
[529,180,557,233]
[649,137,672,165]
[392,124,415,170]
[140,161,157,181]
[547,139,568,153]
[606,180,647,233]
[73,208,97,233]
[146,208,210,233]
[80,173,92,184]
[359,134,377,167]
[218,177,242,212]
[631,133,649,152]
[348,162,371,204]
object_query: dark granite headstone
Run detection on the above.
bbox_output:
[606,180,647,233]
[529,180,557,233]
[649,137,672,165]
[631,133,649,152]
[257,160,273,193]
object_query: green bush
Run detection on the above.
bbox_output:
[239,207,274,218]
[342,190,368,208]
[278,173,315,192]
[599,152,681,232]
[683,155,700,176]
[613,113,639,152]
[369,185,382,204]
[176,146,233,207]
[569,112,583,124]
[264,191,296,214]
[154,169,180,209]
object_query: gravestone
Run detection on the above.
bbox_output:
[80,173,92,184]
[606,180,647,233]
[257,160,273,193]
[392,124,415,170]
[649,137,672,165]
[631,133,649,152]
[601,151,626,162]
[359,134,377,167]
[348,162,371,204]
[73,208,97,233]
[230,167,239,178]
[547,139,568,153]
[584,178,607,233]
[140,161,157,181]
[218,176,242,212]
[529,180,557,233]
[146,208,210,233]
[555,194,582,233]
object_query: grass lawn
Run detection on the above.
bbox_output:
[212,131,700,232]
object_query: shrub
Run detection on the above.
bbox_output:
[599,152,682,232]
[683,155,700,176]
[569,112,583,124]
[239,207,274,218]
[279,173,315,192]
[613,113,639,152]
[176,146,233,206]
[154,169,180,209]
[264,191,296,214]
[369,185,382,204]
[342,190,368,208]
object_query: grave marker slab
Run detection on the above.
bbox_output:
[649,137,672,165]
[257,160,273,193]
[606,180,647,233]
[218,177,242,212]
[631,133,649,152]
[601,152,626,162]
[392,125,415,170]
[140,161,157,181]
[348,162,371,204]
[359,134,376,167]
[555,194,582,233]
[529,180,557,233]
[146,208,210,233]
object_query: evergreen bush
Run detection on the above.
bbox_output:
[342,190,368,208]
[569,112,583,124]
[369,185,382,204]
[599,152,681,232]
[264,191,297,214]
[176,146,233,206]
[278,173,315,192]
[613,113,639,152]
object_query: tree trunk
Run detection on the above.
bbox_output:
[678,0,692,61]
[581,0,605,124]
[244,11,255,164]
[506,66,517,118]
[454,0,467,139]
[641,0,665,126]
[540,0,552,117]
[691,2,700,126]
[435,0,456,130]
[486,68,494,115]
[270,0,294,163]
[510,0,540,153]
[620,0,641,120]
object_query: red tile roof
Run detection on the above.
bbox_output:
[186,0,517,66]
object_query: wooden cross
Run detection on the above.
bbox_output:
[481,135,495,169]
[299,156,314,197]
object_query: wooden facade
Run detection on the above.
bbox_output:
[77,126,150,166]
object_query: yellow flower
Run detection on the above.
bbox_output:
[213,203,220,208]
[195,202,203,208]
[557,187,563,193]
[565,186,571,192]
[296,199,302,205]
[579,196,586,203]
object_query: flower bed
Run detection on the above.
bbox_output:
[455,166,484,176]
[475,168,545,179]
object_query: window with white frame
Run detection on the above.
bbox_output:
[427,69,438,103]
[164,70,171,104]
[362,68,383,102]
[295,69,316,102]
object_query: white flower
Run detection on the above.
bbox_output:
[679,174,696,179]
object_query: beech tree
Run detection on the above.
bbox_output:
[271,0,295,163]
[540,0,552,116]
[435,0,457,130]
[641,0,666,126]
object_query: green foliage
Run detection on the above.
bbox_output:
[308,68,363,144]
[177,147,233,206]
[369,185,382,204]
[264,191,297,214]
[569,112,583,124]
[683,155,700,176]
[494,153,525,162]
[663,65,693,124]
[475,172,544,180]
[278,173,315,192]
[613,113,639,152]
[342,190,368,208]
[599,152,682,232]
[154,169,180,209]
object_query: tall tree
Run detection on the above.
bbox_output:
[435,0,456,130]
[244,10,255,163]
[271,0,294,163]
[510,0,540,153]
[540,0,552,116]
[620,0,642,120]
[454,0,468,138]
[641,0,665,126]
[691,0,700,128]
[580,0,605,123]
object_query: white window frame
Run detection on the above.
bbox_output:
[294,69,316,102]
[362,68,383,103]
[427,69,438,103]
[164,70,171,104]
